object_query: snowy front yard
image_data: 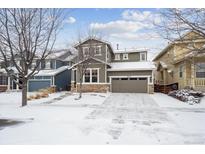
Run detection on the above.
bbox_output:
[0,91,205,144]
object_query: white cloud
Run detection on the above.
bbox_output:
[110,32,160,41]
[65,17,76,24]
[90,20,150,34]
[122,9,161,24]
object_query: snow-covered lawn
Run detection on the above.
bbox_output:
[0,91,205,144]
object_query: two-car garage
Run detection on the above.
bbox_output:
[111,77,148,93]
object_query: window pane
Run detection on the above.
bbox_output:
[196,72,205,78]
[84,70,90,82]
[92,70,98,83]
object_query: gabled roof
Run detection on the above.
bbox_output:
[153,30,205,61]
[71,57,111,68]
[34,66,71,76]
[74,37,114,53]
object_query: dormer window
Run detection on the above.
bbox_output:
[123,54,128,60]
[140,52,146,61]
[94,46,101,55]
[115,54,120,60]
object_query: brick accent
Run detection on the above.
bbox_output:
[0,85,7,92]
[76,83,110,93]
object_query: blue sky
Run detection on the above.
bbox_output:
[55,8,168,59]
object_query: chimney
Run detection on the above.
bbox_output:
[116,44,119,50]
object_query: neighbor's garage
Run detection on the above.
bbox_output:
[28,80,51,92]
[111,77,148,93]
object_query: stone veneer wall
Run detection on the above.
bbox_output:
[0,85,7,92]
[76,83,110,93]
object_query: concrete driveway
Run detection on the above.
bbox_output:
[84,93,203,144]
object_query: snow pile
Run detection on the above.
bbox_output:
[168,89,204,105]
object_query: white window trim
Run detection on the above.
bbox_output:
[94,46,102,56]
[122,54,129,60]
[140,52,146,61]
[115,54,120,60]
[83,68,100,83]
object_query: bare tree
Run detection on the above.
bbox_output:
[0,8,65,106]
[74,32,102,99]
[156,8,205,56]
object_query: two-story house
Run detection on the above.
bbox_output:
[0,49,76,92]
[71,37,155,93]
[153,31,205,92]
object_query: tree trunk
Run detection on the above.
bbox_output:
[79,77,82,99]
[22,81,28,107]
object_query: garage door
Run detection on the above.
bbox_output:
[28,80,51,92]
[112,77,147,93]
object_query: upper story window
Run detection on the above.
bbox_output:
[122,54,128,60]
[196,63,205,78]
[50,60,55,69]
[179,65,183,78]
[140,52,146,61]
[115,54,120,60]
[41,60,45,69]
[94,46,102,55]
[83,47,89,56]
[45,60,50,69]
[31,61,36,69]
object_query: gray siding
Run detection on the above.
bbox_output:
[112,52,141,62]
[77,39,107,62]
[55,69,71,91]
[76,63,106,83]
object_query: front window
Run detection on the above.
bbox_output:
[123,54,128,60]
[92,69,98,82]
[115,54,120,60]
[84,69,99,83]
[84,70,90,83]
[179,65,183,78]
[0,76,8,85]
[196,63,205,78]
[140,52,146,61]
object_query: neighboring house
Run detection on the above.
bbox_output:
[71,37,155,93]
[153,31,205,92]
[0,49,76,92]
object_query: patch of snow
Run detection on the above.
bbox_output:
[34,66,71,76]
[114,48,148,54]
[108,61,155,71]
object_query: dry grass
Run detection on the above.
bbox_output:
[27,87,56,101]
